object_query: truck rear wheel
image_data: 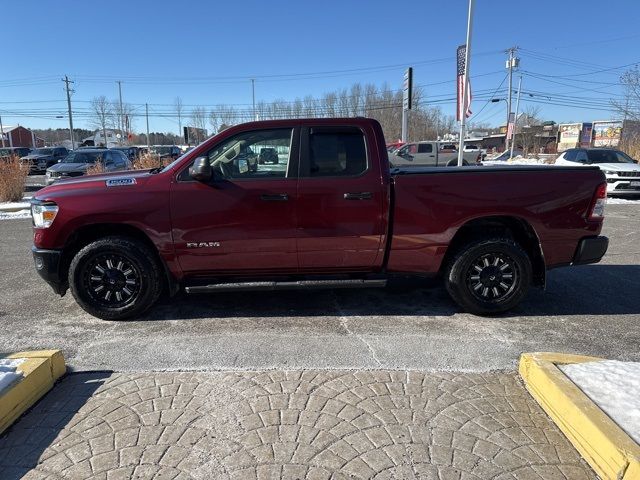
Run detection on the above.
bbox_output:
[446,159,469,166]
[69,236,163,320]
[444,238,531,316]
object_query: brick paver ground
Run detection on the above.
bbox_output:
[0,370,594,479]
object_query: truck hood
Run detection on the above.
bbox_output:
[22,154,52,160]
[48,162,90,173]
[38,169,154,195]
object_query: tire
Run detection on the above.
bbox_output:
[69,236,163,320]
[444,238,531,316]
[446,159,469,166]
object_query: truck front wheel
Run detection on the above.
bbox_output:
[444,238,531,316]
[68,236,163,320]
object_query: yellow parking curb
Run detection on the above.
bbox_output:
[519,352,640,480]
[0,350,66,435]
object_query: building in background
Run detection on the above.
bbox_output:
[592,120,640,147]
[0,125,45,148]
[557,123,592,152]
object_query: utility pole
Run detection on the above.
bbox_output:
[504,47,519,152]
[0,112,5,148]
[117,81,124,145]
[63,76,75,149]
[510,76,523,160]
[456,0,474,166]
[251,79,256,121]
[145,103,150,151]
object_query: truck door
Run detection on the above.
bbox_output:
[414,142,437,165]
[170,127,300,274]
[296,125,387,271]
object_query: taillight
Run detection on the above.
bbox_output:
[588,182,607,220]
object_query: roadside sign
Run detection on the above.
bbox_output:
[403,67,413,111]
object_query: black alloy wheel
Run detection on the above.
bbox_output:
[466,252,518,303]
[81,253,141,308]
[445,237,531,316]
[69,236,163,320]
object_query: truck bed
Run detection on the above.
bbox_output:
[387,164,605,273]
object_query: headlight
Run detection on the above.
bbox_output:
[602,170,616,175]
[31,203,58,228]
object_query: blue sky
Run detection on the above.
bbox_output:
[1,0,638,135]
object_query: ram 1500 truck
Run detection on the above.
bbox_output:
[30,118,609,320]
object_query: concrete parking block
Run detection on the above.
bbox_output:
[519,352,640,480]
[0,350,66,435]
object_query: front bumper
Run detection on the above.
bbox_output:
[573,236,608,265]
[605,176,640,195]
[32,247,67,295]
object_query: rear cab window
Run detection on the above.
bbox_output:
[302,126,368,177]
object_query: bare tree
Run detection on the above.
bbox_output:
[174,97,184,138]
[90,96,113,146]
[190,107,207,143]
[612,67,640,121]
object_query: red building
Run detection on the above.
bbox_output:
[0,125,45,148]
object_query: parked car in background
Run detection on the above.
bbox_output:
[258,147,279,164]
[555,148,640,196]
[21,147,69,173]
[390,141,481,167]
[386,141,404,153]
[0,146,31,160]
[151,145,182,160]
[45,149,131,185]
[463,144,487,160]
[111,146,142,161]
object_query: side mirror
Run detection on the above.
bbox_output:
[189,156,212,182]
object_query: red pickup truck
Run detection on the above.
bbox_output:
[31,118,608,320]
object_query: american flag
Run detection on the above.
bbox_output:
[456,45,472,121]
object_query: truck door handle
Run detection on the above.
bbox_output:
[344,192,372,200]
[260,193,289,201]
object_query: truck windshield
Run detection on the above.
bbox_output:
[33,148,53,155]
[586,150,636,164]
[62,152,103,164]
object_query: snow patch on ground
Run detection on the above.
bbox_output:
[0,358,25,395]
[0,197,31,219]
[560,360,640,444]
[608,197,640,204]
[0,209,31,219]
[483,157,553,166]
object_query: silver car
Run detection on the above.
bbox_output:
[46,149,131,185]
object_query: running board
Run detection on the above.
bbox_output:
[184,279,387,294]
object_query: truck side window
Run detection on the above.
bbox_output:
[418,144,432,153]
[181,128,292,181]
[563,149,577,161]
[307,130,367,177]
[575,150,588,163]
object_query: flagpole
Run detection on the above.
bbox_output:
[457,0,475,166]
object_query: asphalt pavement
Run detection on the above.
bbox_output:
[0,205,639,373]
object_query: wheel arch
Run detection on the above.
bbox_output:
[60,223,178,296]
[441,215,546,287]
